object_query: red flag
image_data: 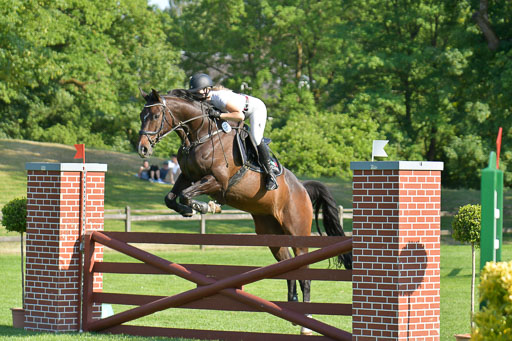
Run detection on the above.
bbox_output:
[74,144,85,159]
[496,127,502,169]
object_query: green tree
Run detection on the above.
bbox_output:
[1,197,27,308]
[271,107,380,177]
[2,0,512,183]
[171,0,346,99]
[452,204,482,329]
[319,0,512,187]
[170,0,378,176]
[330,2,469,159]
[460,0,512,185]
[0,0,184,155]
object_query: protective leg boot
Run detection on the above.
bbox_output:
[257,143,279,191]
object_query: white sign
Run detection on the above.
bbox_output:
[372,140,389,161]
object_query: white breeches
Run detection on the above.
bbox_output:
[246,97,267,145]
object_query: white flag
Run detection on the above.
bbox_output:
[372,140,388,161]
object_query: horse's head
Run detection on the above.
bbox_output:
[137,88,210,158]
[138,88,172,157]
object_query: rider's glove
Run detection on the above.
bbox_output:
[208,107,222,119]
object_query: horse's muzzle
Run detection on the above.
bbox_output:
[138,142,152,158]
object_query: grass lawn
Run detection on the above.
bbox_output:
[2,237,512,340]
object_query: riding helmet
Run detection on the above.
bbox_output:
[189,73,213,92]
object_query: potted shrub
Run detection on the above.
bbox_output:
[451,204,481,339]
[472,261,512,339]
[1,197,27,328]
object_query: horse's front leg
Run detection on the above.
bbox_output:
[164,174,194,217]
[179,175,223,214]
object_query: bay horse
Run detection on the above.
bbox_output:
[137,88,352,334]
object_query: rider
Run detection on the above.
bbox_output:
[188,73,279,191]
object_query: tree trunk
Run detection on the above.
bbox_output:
[472,0,500,51]
[401,75,415,140]
[426,126,438,160]
[471,243,475,329]
[296,38,303,80]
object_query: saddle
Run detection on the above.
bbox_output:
[234,123,282,173]
[226,122,283,189]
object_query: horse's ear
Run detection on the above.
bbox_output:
[151,88,162,102]
[139,87,148,100]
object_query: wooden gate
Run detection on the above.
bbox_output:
[82,231,353,340]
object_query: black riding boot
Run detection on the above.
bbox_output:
[257,143,279,191]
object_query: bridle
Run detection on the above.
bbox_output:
[139,95,230,167]
[139,96,209,147]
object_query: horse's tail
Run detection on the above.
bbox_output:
[303,180,353,270]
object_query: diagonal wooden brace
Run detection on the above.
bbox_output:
[84,231,352,340]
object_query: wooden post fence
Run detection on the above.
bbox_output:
[105,206,352,234]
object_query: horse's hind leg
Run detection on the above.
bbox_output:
[298,279,311,303]
[252,216,298,302]
[292,248,313,335]
[282,213,312,305]
[290,246,311,303]
[272,246,313,335]
[269,246,299,302]
[253,215,313,335]
[280,192,314,335]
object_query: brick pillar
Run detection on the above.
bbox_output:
[24,163,107,332]
[350,161,443,340]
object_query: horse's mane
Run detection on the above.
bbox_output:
[144,88,210,111]
[167,89,206,104]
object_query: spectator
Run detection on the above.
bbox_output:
[148,164,160,181]
[138,160,151,180]
[159,161,171,184]
[169,155,181,184]
[159,155,181,184]
[138,160,160,181]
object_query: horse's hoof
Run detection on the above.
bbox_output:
[191,201,208,214]
[299,314,313,335]
[179,206,194,217]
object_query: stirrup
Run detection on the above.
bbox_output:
[265,158,279,174]
[266,174,278,191]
